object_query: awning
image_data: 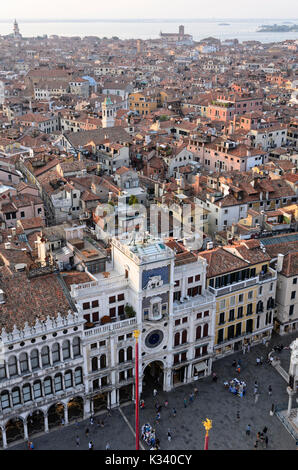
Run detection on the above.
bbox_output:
[194,361,207,372]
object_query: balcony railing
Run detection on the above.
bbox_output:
[208,276,258,296]
[84,317,137,337]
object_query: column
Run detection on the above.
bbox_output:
[64,404,69,425]
[2,427,7,449]
[287,387,295,417]
[83,397,91,419]
[44,414,49,433]
[110,387,117,408]
[23,419,28,440]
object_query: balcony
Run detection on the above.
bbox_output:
[258,268,277,284]
[173,292,214,315]
[84,317,137,337]
[208,276,258,296]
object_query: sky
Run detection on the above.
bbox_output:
[1,0,298,20]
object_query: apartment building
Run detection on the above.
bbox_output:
[199,241,277,358]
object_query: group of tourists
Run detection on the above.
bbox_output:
[225,378,247,397]
[141,423,159,449]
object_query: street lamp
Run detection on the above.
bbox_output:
[133,329,140,450]
[203,418,212,450]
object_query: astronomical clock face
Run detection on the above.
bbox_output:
[145,330,164,349]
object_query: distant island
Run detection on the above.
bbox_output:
[258,24,298,32]
[218,23,230,26]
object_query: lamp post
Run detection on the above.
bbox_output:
[133,329,140,450]
[203,418,212,450]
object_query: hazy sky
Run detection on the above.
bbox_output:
[1,0,298,20]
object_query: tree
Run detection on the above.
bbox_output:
[128,195,138,206]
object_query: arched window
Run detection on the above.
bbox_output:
[174,332,180,347]
[118,349,125,363]
[257,301,263,313]
[54,374,63,392]
[91,357,98,372]
[73,337,81,357]
[23,383,32,403]
[0,362,6,380]
[20,352,29,373]
[203,324,209,338]
[52,343,60,364]
[62,340,71,360]
[64,370,73,389]
[44,377,52,396]
[33,381,42,399]
[30,349,39,370]
[127,346,133,361]
[41,346,50,367]
[8,356,18,377]
[181,330,187,344]
[74,367,83,385]
[11,387,21,406]
[100,354,106,369]
[1,391,10,410]
[267,297,274,309]
[196,325,202,340]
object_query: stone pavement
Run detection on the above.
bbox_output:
[10,331,298,451]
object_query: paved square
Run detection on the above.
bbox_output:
[10,331,297,451]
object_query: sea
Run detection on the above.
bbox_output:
[0,18,297,43]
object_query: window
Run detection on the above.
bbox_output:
[0,363,6,380]
[230,296,235,307]
[23,384,32,402]
[8,356,18,377]
[196,325,202,339]
[109,307,116,318]
[219,312,225,325]
[127,346,133,361]
[83,302,90,310]
[204,310,209,317]
[41,347,50,367]
[20,353,29,373]
[248,291,253,300]
[217,329,224,344]
[73,337,81,357]
[33,381,42,399]
[293,278,297,285]
[219,299,226,310]
[291,291,296,300]
[109,296,116,304]
[181,330,187,344]
[92,300,99,308]
[235,322,242,337]
[229,309,235,322]
[12,387,21,406]
[203,324,208,337]
[52,343,60,363]
[119,349,125,363]
[30,349,39,370]
[44,377,52,396]
[75,368,83,385]
[118,293,125,301]
[195,274,201,282]
[1,391,10,409]
[188,277,193,284]
[289,305,294,316]
[100,355,106,369]
[247,303,253,315]
[175,319,181,326]
[64,371,73,388]
[62,340,71,360]
[182,317,188,323]
[54,374,63,392]
[237,306,243,318]
[238,294,244,303]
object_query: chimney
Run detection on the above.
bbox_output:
[276,253,284,272]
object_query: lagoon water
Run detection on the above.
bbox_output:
[0,18,298,43]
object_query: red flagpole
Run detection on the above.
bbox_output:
[203,418,212,450]
[134,330,140,450]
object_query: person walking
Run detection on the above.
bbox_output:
[155,412,161,424]
[268,385,272,396]
[247,343,251,353]
[164,400,168,408]
[236,410,240,421]
[90,416,94,426]
[88,440,94,450]
[172,407,177,417]
[262,426,268,434]
[265,435,268,448]
[256,357,261,366]
[183,397,187,408]
[189,393,194,404]
[194,387,198,397]
[153,389,157,397]
[246,424,251,436]
[105,442,111,450]
[167,429,172,442]
[85,427,89,438]
[76,435,80,447]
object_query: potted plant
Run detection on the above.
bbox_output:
[124,305,136,318]
[101,315,112,325]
